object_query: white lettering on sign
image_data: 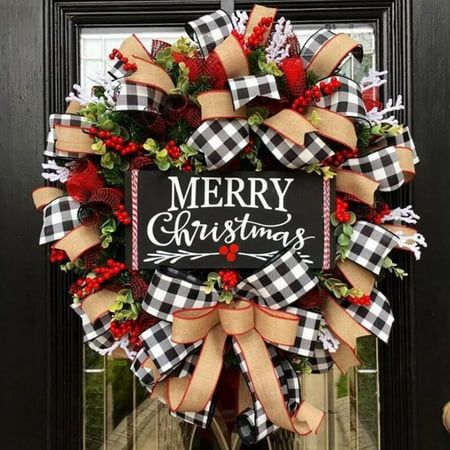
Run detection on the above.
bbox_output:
[167,176,294,212]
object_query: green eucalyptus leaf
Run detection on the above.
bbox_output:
[330,213,339,227]
[337,234,351,247]
[342,224,353,236]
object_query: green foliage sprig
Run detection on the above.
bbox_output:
[109,288,140,321]
[330,212,356,261]
[382,256,408,279]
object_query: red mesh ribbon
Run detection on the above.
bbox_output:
[205,51,228,89]
[184,102,202,128]
[297,288,326,310]
[362,87,382,111]
[281,56,307,98]
[144,107,166,135]
[67,159,104,202]
[81,245,102,271]
[184,57,206,83]
[287,34,301,57]
[151,39,171,58]
[129,273,149,299]
[130,155,154,170]
[164,94,188,123]
[87,187,123,210]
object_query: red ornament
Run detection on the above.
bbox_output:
[281,57,307,98]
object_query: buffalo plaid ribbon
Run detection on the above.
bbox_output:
[345,221,398,275]
[316,76,367,121]
[135,247,321,421]
[235,346,300,445]
[341,147,405,191]
[252,124,334,169]
[301,28,363,66]
[185,9,233,56]
[44,113,87,159]
[39,195,81,245]
[187,119,249,170]
[228,74,280,109]
[114,81,166,112]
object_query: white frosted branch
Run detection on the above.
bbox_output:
[231,10,248,34]
[266,17,293,63]
[360,68,388,92]
[318,325,340,353]
[381,205,420,224]
[394,231,427,261]
[66,73,119,106]
[366,95,404,125]
[41,159,71,183]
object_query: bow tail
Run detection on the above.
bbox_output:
[236,346,300,445]
[232,330,324,441]
[131,321,203,389]
[150,324,227,414]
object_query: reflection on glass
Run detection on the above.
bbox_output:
[81,22,379,450]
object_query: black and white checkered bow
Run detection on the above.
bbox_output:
[301,28,363,66]
[252,123,335,169]
[342,288,394,343]
[228,75,280,110]
[308,339,334,373]
[371,126,418,163]
[187,118,249,170]
[185,9,233,56]
[72,303,111,343]
[39,195,81,245]
[235,346,300,445]
[44,113,88,159]
[114,81,166,113]
[316,76,368,121]
[135,247,321,393]
[345,221,398,275]
[341,147,406,191]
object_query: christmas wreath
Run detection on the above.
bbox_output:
[33,4,426,446]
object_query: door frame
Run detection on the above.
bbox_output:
[45,1,415,448]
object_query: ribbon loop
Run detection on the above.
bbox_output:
[186,10,233,56]
[252,108,335,169]
[302,29,363,79]
[228,74,280,109]
[345,221,398,275]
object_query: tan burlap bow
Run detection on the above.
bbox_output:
[151,299,324,436]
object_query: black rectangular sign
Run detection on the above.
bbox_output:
[125,170,334,270]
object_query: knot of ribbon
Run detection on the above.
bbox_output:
[130,247,324,441]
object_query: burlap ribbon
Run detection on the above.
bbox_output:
[33,185,101,260]
[151,298,324,437]
[44,102,93,159]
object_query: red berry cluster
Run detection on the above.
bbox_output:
[219,243,240,262]
[181,162,193,171]
[49,247,67,263]
[72,259,126,298]
[291,77,342,114]
[114,204,131,225]
[88,127,141,156]
[108,48,137,72]
[219,270,240,290]
[324,148,360,168]
[242,138,255,154]
[335,197,351,223]
[110,319,144,348]
[247,17,273,48]
[348,293,371,306]
[231,30,250,55]
[367,203,391,225]
[166,140,181,160]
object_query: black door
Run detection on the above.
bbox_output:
[1,1,449,449]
